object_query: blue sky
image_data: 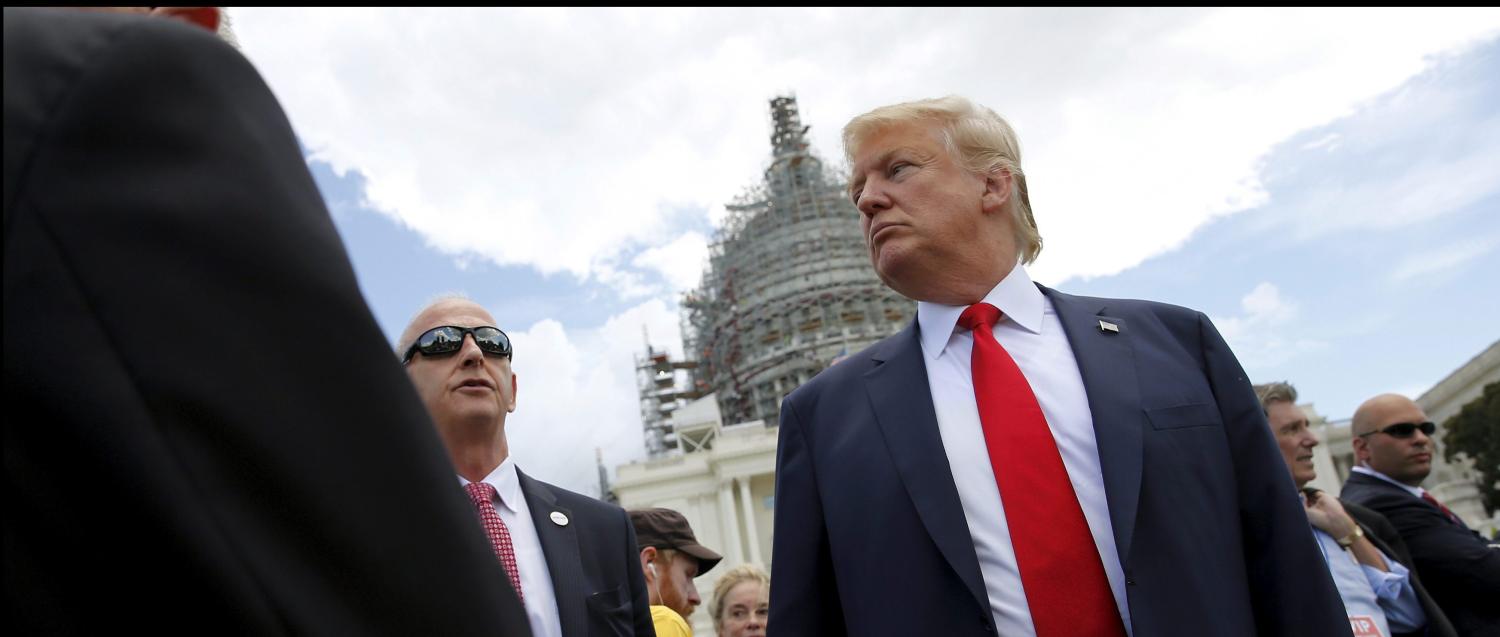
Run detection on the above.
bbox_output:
[1069,41,1500,422]
[236,8,1500,495]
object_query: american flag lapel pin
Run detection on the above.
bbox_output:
[1098,320,1119,334]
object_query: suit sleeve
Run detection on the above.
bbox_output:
[3,14,528,634]
[1381,495,1500,595]
[1196,313,1348,637]
[768,395,847,636]
[620,510,657,636]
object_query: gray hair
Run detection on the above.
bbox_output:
[1252,381,1299,415]
[842,95,1041,265]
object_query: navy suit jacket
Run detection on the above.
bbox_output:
[4,8,529,634]
[769,285,1347,636]
[1341,472,1500,637]
[517,470,655,637]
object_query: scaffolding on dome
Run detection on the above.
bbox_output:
[667,95,911,434]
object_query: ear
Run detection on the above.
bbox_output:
[1351,436,1368,462]
[980,168,1013,215]
[506,372,518,412]
[639,547,658,578]
[151,6,222,33]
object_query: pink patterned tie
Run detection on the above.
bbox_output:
[1421,491,1463,526]
[465,481,523,601]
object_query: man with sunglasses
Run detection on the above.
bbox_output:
[1254,383,1452,637]
[398,296,654,637]
[1342,393,1500,636]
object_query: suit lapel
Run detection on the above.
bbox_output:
[863,321,990,615]
[1042,285,1144,562]
[518,469,584,636]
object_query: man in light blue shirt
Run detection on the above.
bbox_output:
[1254,382,1451,637]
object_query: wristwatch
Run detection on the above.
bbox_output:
[1336,525,1365,549]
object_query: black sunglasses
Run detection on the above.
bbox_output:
[402,325,512,364]
[1357,421,1435,439]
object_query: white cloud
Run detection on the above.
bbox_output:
[1269,110,1500,242]
[1215,282,1295,341]
[1300,133,1342,152]
[503,298,683,495]
[1213,282,1325,370]
[230,8,1500,288]
[1020,9,1500,284]
[1389,235,1499,283]
[589,260,656,303]
[633,231,710,293]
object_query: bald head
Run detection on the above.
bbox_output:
[398,296,517,481]
[1351,393,1434,486]
[396,296,493,357]
[1352,393,1422,436]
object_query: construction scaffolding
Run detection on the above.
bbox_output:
[678,95,911,429]
[634,338,707,458]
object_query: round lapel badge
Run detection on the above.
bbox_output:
[549,511,569,527]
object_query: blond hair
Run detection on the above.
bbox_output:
[843,95,1040,265]
[709,563,770,633]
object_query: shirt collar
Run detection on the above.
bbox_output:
[1351,465,1425,498]
[917,265,1044,360]
[459,456,522,515]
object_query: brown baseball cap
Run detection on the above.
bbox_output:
[629,507,723,574]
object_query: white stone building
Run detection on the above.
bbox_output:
[614,393,777,634]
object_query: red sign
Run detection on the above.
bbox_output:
[1349,616,1384,637]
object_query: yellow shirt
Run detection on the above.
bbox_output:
[651,605,692,637]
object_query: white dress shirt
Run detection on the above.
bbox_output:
[918,266,1132,637]
[461,457,562,637]
[1305,498,1426,635]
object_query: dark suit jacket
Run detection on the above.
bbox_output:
[1342,472,1500,637]
[770,285,1347,636]
[516,469,655,636]
[4,8,529,634]
[1336,496,1458,637]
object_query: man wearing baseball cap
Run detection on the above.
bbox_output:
[630,508,724,636]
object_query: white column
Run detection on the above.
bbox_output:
[718,478,745,564]
[739,477,763,565]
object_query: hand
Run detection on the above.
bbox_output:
[1304,491,1357,539]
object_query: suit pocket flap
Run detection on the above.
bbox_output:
[585,585,628,613]
[585,585,634,635]
[1145,402,1221,430]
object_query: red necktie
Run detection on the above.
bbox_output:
[1421,491,1462,525]
[959,303,1125,637]
[465,481,524,602]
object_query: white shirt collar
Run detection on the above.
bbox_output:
[459,456,523,515]
[1351,465,1425,498]
[917,265,1044,360]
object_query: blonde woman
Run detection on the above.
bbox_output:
[709,564,769,637]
